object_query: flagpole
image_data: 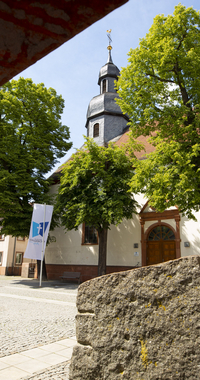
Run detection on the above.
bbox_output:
[39,203,46,287]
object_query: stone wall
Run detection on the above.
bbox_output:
[69,256,200,379]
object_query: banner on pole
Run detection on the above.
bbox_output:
[24,203,53,260]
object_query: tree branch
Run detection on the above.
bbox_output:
[146,72,175,83]
[173,61,191,108]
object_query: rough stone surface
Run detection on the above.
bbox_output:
[69,256,200,379]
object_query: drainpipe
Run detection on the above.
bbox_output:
[12,237,17,275]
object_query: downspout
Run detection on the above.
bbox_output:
[12,237,17,275]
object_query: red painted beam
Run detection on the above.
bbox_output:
[0,0,128,85]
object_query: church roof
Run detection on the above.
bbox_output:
[114,130,155,159]
[98,61,120,85]
[86,92,129,127]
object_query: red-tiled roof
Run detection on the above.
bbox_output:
[114,130,155,159]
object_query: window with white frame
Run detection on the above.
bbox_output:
[15,252,23,265]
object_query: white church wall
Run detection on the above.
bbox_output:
[143,219,176,234]
[46,182,200,269]
[107,214,141,267]
[180,212,200,257]
[135,194,147,211]
[47,184,99,265]
[46,225,98,265]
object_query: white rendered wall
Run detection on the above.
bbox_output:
[45,224,98,265]
[46,183,99,265]
[45,187,200,267]
[0,235,10,267]
[144,219,176,234]
[45,219,141,267]
[107,214,141,267]
[180,212,200,257]
[46,182,140,266]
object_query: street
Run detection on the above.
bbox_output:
[0,276,78,379]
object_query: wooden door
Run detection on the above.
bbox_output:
[163,241,176,262]
[147,241,162,265]
[147,225,176,266]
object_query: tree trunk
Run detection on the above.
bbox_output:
[98,228,108,276]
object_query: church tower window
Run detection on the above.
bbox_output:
[93,123,99,138]
[102,79,107,93]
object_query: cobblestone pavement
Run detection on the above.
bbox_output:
[0,276,78,379]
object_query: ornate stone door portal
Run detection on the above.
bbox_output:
[140,204,181,266]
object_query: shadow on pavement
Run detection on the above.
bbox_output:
[0,276,79,290]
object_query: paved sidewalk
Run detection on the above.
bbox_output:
[0,337,76,380]
[0,276,78,379]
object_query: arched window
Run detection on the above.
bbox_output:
[93,123,99,138]
[102,79,107,93]
[148,226,175,241]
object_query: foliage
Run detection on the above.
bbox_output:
[56,138,137,231]
[116,4,200,218]
[0,78,72,236]
[132,140,200,219]
[56,138,137,275]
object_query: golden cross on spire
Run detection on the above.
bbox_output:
[107,29,112,50]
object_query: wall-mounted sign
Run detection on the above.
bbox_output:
[134,251,139,256]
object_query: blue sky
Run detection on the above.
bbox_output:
[14,0,200,176]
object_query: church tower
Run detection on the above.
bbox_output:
[85,32,129,146]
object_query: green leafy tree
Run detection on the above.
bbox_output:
[0,77,72,236]
[116,4,200,219]
[56,138,137,276]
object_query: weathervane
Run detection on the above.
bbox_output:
[107,29,112,50]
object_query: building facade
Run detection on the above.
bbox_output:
[0,234,36,276]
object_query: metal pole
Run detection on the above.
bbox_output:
[39,203,46,287]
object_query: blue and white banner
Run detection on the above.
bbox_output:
[24,203,53,260]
